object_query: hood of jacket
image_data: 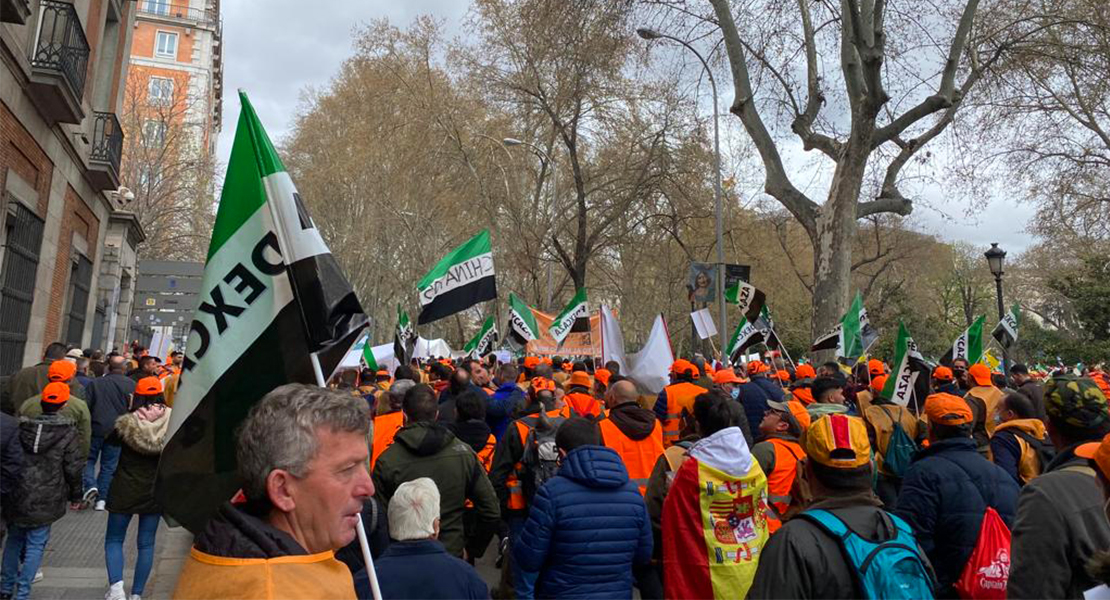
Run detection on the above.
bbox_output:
[115,408,172,454]
[690,426,753,475]
[995,418,1047,439]
[557,445,629,489]
[393,421,456,457]
[194,502,308,559]
[449,419,492,453]
[607,402,656,440]
[18,413,76,455]
[563,392,600,417]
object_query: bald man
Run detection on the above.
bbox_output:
[599,381,665,496]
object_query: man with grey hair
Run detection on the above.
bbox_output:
[172,384,373,600]
[355,478,488,599]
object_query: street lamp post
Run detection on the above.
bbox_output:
[637,28,728,361]
[984,242,1010,384]
[504,137,556,312]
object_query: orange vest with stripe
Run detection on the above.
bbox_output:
[505,420,533,511]
[598,417,664,495]
[660,382,707,447]
[765,438,806,532]
[477,433,496,473]
[370,411,404,471]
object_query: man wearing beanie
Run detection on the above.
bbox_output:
[0,383,83,600]
[18,360,91,457]
[1009,376,1110,598]
[749,414,933,598]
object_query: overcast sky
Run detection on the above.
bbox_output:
[216,0,1036,256]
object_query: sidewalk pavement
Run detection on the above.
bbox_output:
[20,507,191,600]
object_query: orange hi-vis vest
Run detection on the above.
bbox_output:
[598,417,664,495]
[660,382,707,447]
[370,411,404,471]
[563,392,602,418]
[477,433,496,473]
[505,420,532,511]
[765,438,806,532]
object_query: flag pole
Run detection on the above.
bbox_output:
[310,351,383,600]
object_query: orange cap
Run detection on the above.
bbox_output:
[933,366,954,381]
[713,369,743,385]
[804,414,871,468]
[41,382,70,405]
[871,375,887,394]
[48,360,77,382]
[135,376,163,396]
[746,360,767,375]
[768,399,812,435]
[568,371,592,389]
[1076,433,1110,481]
[791,386,815,406]
[531,377,555,393]
[924,393,973,425]
[795,364,816,379]
[523,356,540,369]
[968,363,992,387]
[776,370,790,383]
[671,359,699,378]
[594,369,611,388]
[540,357,553,366]
[868,359,885,377]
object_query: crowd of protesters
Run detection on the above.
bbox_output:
[6,340,1110,599]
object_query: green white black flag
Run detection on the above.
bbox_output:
[464,315,498,357]
[882,322,926,407]
[991,303,1021,350]
[417,230,497,324]
[943,315,985,365]
[156,92,367,533]
[725,281,767,325]
[508,292,540,346]
[727,317,765,363]
[363,333,380,372]
[550,288,589,345]
[394,305,415,363]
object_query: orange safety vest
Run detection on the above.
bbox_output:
[765,437,806,532]
[563,392,602,418]
[370,411,404,471]
[477,433,496,473]
[659,382,707,447]
[598,417,664,495]
[547,402,607,421]
[504,421,531,511]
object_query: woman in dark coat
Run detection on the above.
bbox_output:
[103,377,170,600]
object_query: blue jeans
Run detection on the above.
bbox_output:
[105,512,160,596]
[0,524,51,600]
[83,436,121,500]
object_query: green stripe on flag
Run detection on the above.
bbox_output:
[362,336,379,371]
[417,230,492,291]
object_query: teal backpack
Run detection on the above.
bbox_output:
[800,509,935,600]
[876,405,918,478]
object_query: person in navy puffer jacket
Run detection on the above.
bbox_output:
[513,417,652,599]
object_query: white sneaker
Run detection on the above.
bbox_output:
[105,581,125,600]
[94,500,106,511]
[31,570,43,583]
[83,487,98,502]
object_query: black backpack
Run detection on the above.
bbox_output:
[520,414,565,501]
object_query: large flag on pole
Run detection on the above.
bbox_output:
[507,292,540,346]
[724,281,767,325]
[156,92,367,533]
[840,292,878,362]
[417,230,497,324]
[881,322,927,406]
[363,335,380,372]
[727,317,765,363]
[463,315,498,357]
[991,303,1021,350]
[942,315,986,365]
[549,288,589,346]
[394,305,415,364]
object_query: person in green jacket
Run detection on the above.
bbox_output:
[18,359,91,457]
[372,384,500,559]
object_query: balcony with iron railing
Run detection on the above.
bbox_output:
[88,111,124,191]
[28,0,89,124]
[137,1,218,28]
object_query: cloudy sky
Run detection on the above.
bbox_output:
[216,0,1036,255]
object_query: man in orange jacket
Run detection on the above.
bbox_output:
[370,380,415,470]
[751,400,811,530]
[558,371,603,419]
[600,380,664,495]
[654,360,708,448]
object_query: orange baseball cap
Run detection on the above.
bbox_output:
[594,369,612,388]
[671,359,699,378]
[768,399,812,436]
[968,363,992,387]
[568,371,592,389]
[870,375,887,394]
[868,359,885,377]
[804,414,871,469]
[791,386,815,406]
[531,377,555,393]
[795,364,816,379]
[135,376,163,396]
[924,393,973,425]
[41,382,70,405]
[1076,433,1110,481]
[540,357,553,366]
[776,369,790,383]
[523,356,540,369]
[713,369,743,385]
[48,360,77,382]
[933,366,954,381]
[747,360,767,375]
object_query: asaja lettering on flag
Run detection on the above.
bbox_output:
[508,292,540,346]
[550,288,589,346]
[464,315,498,357]
[942,315,986,365]
[725,281,767,324]
[991,303,1021,350]
[417,230,497,324]
[156,91,367,533]
[881,322,926,407]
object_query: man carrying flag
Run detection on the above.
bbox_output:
[549,288,589,347]
[158,93,371,599]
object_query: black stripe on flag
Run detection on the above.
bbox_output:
[418,276,497,325]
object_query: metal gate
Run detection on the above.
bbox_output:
[64,254,92,347]
[1,202,46,379]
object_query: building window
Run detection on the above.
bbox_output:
[142,119,168,147]
[138,165,163,189]
[64,253,93,347]
[0,200,46,383]
[155,31,178,58]
[145,0,169,15]
[148,76,174,106]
